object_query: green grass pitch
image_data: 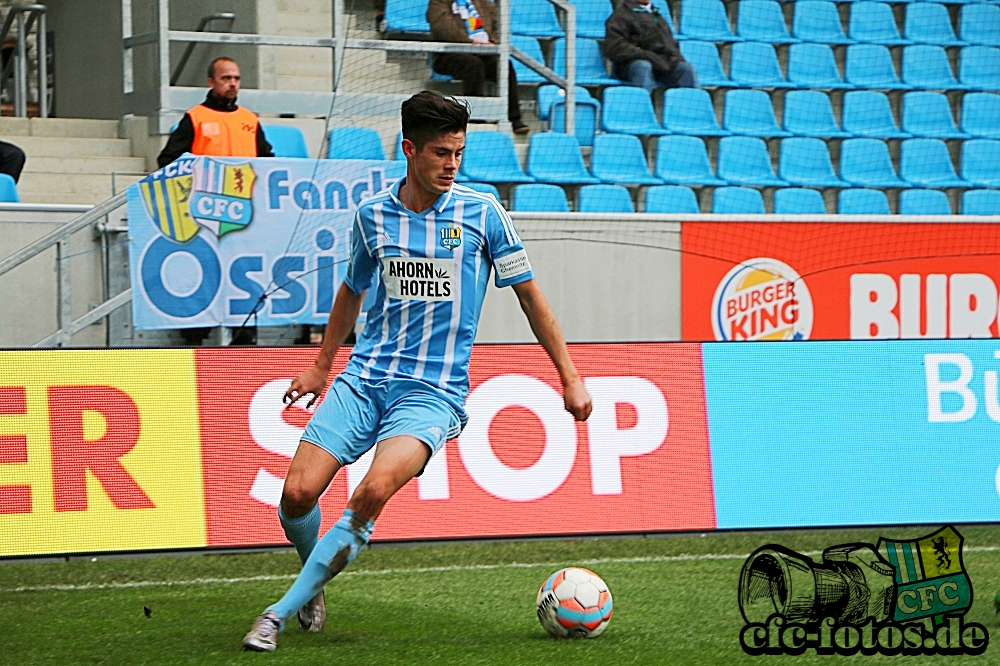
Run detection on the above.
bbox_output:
[4,525,1000,665]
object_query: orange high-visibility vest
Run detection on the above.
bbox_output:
[187,104,259,157]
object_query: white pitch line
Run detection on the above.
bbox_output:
[6,546,1000,595]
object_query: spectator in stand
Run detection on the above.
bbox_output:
[603,0,698,93]
[0,141,25,183]
[426,0,529,134]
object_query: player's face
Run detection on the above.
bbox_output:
[407,131,465,196]
[208,61,241,100]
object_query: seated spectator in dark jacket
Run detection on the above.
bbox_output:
[0,141,25,183]
[603,0,697,93]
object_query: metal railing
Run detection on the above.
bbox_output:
[170,12,235,86]
[0,3,47,118]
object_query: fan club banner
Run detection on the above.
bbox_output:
[4,341,1000,557]
[126,156,402,331]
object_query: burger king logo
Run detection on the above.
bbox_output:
[712,258,813,341]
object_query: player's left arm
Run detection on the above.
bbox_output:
[512,279,592,421]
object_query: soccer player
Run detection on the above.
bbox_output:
[242,90,592,652]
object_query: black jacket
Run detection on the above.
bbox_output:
[602,0,683,80]
[157,92,274,168]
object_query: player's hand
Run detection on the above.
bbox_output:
[563,377,592,421]
[284,365,329,409]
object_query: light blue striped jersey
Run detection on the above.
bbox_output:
[342,180,534,408]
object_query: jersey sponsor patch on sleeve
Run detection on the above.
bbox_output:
[383,257,455,301]
[495,249,532,281]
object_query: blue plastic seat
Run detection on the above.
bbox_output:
[678,41,736,87]
[839,188,891,214]
[849,3,910,45]
[960,4,1000,46]
[717,136,789,187]
[644,185,701,213]
[962,189,1000,215]
[902,45,966,89]
[382,0,430,33]
[578,184,635,213]
[782,91,851,137]
[463,182,501,199]
[900,138,973,187]
[842,91,911,138]
[904,4,965,47]
[961,93,1000,139]
[729,42,796,88]
[723,89,789,137]
[574,0,614,38]
[590,134,663,185]
[898,189,952,214]
[839,138,911,187]
[787,43,854,89]
[792,1,854,45]
[512,0,565,38]
[553,38,620,86]
[262,125,309,158]
[654,135,727,185]
[536,85,593,121]
[600,86,669,135]
[712,187,766,213]
[327,126,385,160]
[0,173,19,202]
[662,88,729,136]
[901,92,970,139]
[779,138,848,187]
[737,0,799,43]
[512,184,570,212]
[549,97,601,147]
[527,133,601,184]
[679,0,742,42]
[510,36,548,85]
[959,46,1000,91]
[961,139,1000,187]
[459,132,534,183]
[845,44,911,90]
[774,188,827,214]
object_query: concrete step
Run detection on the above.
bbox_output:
[275,74,333,91]
[277,0,331,13]
[338,76,425,95]
[276,12,332,34]
[0,117,119,139]
[19,172,142,196]
[269,47,333,65]
[343,49,388,69]
[11,135,132,158]
[18,191,120,205]
[23,155,147,175]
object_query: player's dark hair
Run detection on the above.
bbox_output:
[208,57,238,79]
[401,91,470,152]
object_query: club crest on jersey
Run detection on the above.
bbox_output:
[440,225,462,250]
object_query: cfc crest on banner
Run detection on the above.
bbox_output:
[139,156,198,243]
[189,158,256,238]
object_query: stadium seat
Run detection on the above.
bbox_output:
[536,85,593,121]
[600,87,670,135]
[960,139,1000,187]
[327,127,385,160]
[382,0,430,33]
[959,4,1000,47]
[904,4,965,47]
[792,1,854,45]
[778,138,848,188]
[901,92,969,139]
[512,0,565,38]
[848,3,910,45]
[0,173,19,202]
[574,0,615,39]
[782,91,851,138]
[589,134,663,185]
[262,125,309,158]
[526,133,601,184]
[773,188,827,214]
[644,185,701,213]
[510,36,548,85]
[512,184,570,212]
[787,43,854,89]
[737,0,799,43]
[961,93,1000,139]
[839,138,911,187]
[845,45,911,90]
[578,184,635,213]
[902,45,966,89]
[662,88,729,136]
[729,42,796,88]
[678,41,736,87]
[959,46,1000,91]
[898,189,953,215]
[553,38,620,86]
[899,138,973,187]
[717,136,789,187]
[463,182,501,199]
[723,89,790,137]
[654,135,728,185]
[549,97,601,147]
[962,189,1000,215]
[459,132,534,183]
[839,188,891,214]
[712,187,766,214]
[842,91,911,138]
[679,0,742,42]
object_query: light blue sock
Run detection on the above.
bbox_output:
[266,509,374,625]
[279,503,321,565]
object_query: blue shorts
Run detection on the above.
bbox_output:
[301,373,465,467]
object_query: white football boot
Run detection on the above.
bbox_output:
[243,610,281,652]
[297,590,326,632]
